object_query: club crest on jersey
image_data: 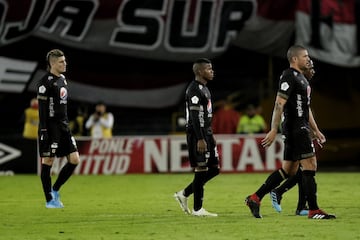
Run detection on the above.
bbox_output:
[38,85,46,93]
[281,82,289,91]
[60,87,68,104]
[191,96,199,104]
[207,100,212,113]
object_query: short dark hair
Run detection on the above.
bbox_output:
[194,58,211,64]
[193,58,211,74]
[286,45,306,62]
[46,49,64,69]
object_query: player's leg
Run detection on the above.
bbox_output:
[299,143,335,219]
[52,151,79,192]
[183,139,220,197]
[39,125,63,208]
[41,157,55,204]
[191,136,219,217]
[204,136,220,184]
[174,133,196,214]
[295,167,308,215]
[270,166,301,213]
[53,133,79,190]
[51,134,79,207]
[245,151,298,218]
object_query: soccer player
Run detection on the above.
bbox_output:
[269,60,317,216]
[174,58,220,217]
[37,49,80,208]
[245,45,336,219]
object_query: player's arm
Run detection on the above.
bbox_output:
[188,95,207,153]
[309,107,326,145]
[261,95,287,147]
[37,84,49,132]
[99,113,114,128]
[37,82,50,144]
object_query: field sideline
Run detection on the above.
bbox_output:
[0,172,359,240]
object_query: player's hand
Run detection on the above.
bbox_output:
[261,129,277,148]
[313,130,326,148]
[197,139,207,153]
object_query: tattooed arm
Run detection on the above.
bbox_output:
[261,95,287,148]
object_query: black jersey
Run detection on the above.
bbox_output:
[185,80,213,139]
[37,73,69,130]
[278,68,311,133]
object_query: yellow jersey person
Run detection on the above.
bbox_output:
[23,98,39,139]
[85,102,114,138]
[236,104,267,134]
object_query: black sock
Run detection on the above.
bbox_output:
[302,170,319,210]
[41,164,52,202]
[296,169,307,210]
[193,171,206,211]
[53,163,77,191]
[256,168,288,200]
[204,167,220,183]
[276,167,301,196]
[183,167,219,197]
[183,182,193,197]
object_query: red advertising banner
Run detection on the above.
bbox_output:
[41,134,284,175]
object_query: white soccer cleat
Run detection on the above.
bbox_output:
[192,208,218,217]
[173,190,190,214]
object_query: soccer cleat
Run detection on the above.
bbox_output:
[269,189,282,213]
[173,190,190,214]
[308,209,336,219]
[51,189,60,201]
[192,208,218,217]
[51,189,64,207]
[245,195,262,218]
[45,199,64,209]
[296,209,309,216]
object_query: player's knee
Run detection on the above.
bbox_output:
[300,157,317,171]
[42,157,54,166]
[68,152,80,165]
[209,165,220,176]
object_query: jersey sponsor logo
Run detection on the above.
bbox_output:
[296,94,303,117]
[280,82,289,91]
[191,96,199,104]
[60,87,67,99]
[207,99,212,113]
[38,85,46,94]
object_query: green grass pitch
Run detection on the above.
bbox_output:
[0,172,359,240]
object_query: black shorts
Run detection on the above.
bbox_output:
[282,126,315,161]
[39,122,78,158]
[186,131,219,168]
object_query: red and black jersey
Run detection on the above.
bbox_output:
[37,73,69,130]
[185,80,213,139]
[278,68,311,134]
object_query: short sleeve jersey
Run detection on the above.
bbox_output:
[185,80,213,138]
[277,68,311,133]
[37,73,69,130]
